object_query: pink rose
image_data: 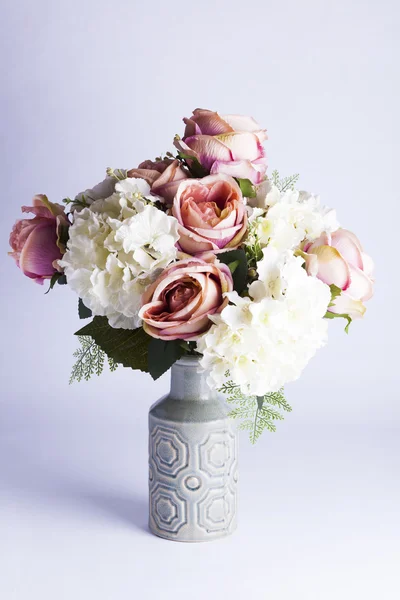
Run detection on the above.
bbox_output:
[9,195,69,284]
[172,174,247,255]
[127,158,189,203]
[174,108,267,184]
[139,257,233,340]
[303,229,374,318]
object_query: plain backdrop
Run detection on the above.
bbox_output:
[0,1,399,599]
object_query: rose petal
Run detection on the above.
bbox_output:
[211,159,266,184]
[221,114,267,142]
[346,265,374,301]
[329,293,366,319]
[19,223,61,277]
[308,245,351,289]
[187,109,233,136]
[183,135,233,170]
[331,230,363,269]
[214,132,264,161]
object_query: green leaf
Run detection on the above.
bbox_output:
[147,338,185,380]
[57,274,67,285]
[78,298,92,319]
[324,310,352,334]
[75,316,150,372]
[218,248,248,293]
[228,260,240,274]
[177,151,207,177]
[237,178,256,198]
[329,284,342,307]
[45,272,62,294]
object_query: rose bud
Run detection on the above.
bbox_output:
[9,194,69,284]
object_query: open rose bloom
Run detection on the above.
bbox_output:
[172,174,247,254]
[139,258,233,340]
[8,107,375,441]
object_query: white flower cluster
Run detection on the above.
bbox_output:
[59,178,179,329]
[250,184,339,252]
[197,254,331,396]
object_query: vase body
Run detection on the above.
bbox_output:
[148,356,238,542]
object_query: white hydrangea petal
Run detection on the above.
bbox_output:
[197,251,331,396]
[60,195,179,329]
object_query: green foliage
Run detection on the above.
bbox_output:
[176,150,207,178]
[219,380,292,444]
[75,317,150,372]
[63,196,89,209]
[324,310,352,333]
[237,178,256,198]
[329,284,342,307]
[244,220,264,271]
[78,298,92,319]
[70,336,118,384]
[45,272,67,294]
[106,167,127,181]
[148,338,185,380]
[271,170,299,192]
[218,248,248,293]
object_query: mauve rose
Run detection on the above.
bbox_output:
[172,174,247,255]
[127,158,189,203]
[9,195,69,284]
[303,229,374,319]
[138,257,233,340]
[174,108,267,184]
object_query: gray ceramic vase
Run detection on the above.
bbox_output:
[148,356,238,542]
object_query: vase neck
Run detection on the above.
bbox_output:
[170,357,215,401]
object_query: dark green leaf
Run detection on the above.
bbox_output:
[78,298,92,319]
[218,248,248,293]
[75,317,150,372]
[57,274,67,285]
[324,310,352,334]
[147,338,185,380]
[177,151,207,177]
[45,272,62,294]
[237,178,256,198]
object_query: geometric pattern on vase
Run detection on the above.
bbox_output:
[150,482,187,535]
[150,425,189,478]
[198,430,236,478]
[197,486,236,533]
[149,419,238,542]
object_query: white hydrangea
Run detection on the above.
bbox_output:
[59,179,179,329]
[197,253,331,396]
[252,186,339,252]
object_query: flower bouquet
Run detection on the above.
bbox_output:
[9,108,374,541]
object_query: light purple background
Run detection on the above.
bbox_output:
[1,1,399,598]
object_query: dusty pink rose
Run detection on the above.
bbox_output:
[9,195,69,284]
[172,174,247,255]
[127,158,189,203]
[138,258,233,340]
[303,229,374,319]
[174,108,267,184]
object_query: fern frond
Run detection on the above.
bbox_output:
[69,336,118,384]
[219,379,292,444]
[270,170,299,192]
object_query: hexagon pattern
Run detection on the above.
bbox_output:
[151,425,189,477]
[149,421,238,541]
[150,483,186,535]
